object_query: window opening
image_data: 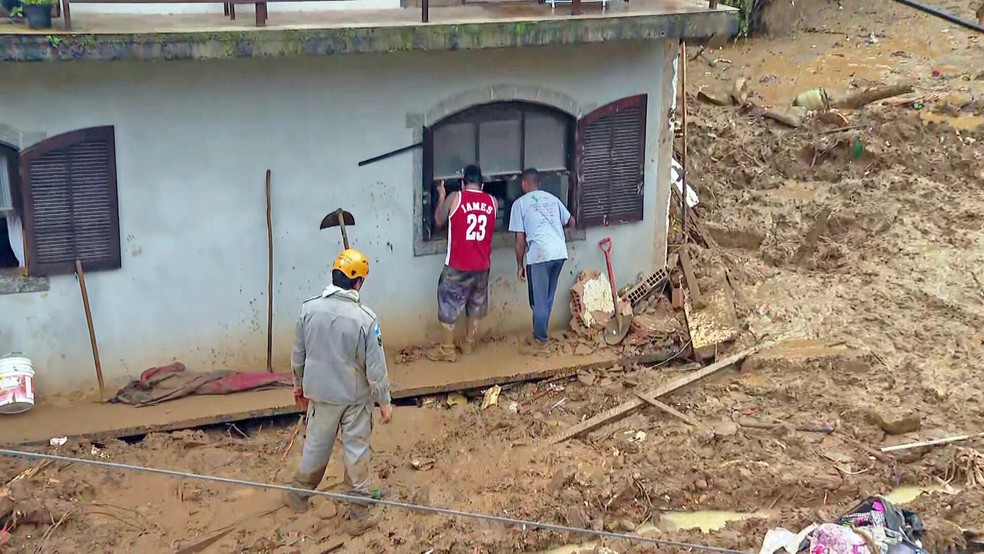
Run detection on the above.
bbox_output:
[424,102,575,241]
[0,149,22,269]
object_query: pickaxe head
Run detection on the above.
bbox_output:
[319,209,355,230]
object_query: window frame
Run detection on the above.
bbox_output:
[575,94,648,228]
[0,143,25,273]
[0,144,19,216]
[422,101,578,243]
[19,126,122,277]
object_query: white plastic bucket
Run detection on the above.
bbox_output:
[0,355,36,415]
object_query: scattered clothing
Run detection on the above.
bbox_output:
[759,496,928,554]
[110,362,292,406]
[810,524,872,554]
[508,190,571,265]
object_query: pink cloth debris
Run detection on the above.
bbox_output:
[111,362,292,406]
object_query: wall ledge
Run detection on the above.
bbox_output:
[0,273,50,295]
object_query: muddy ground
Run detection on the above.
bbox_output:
[3,0,984,552]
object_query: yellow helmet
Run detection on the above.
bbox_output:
[333,248,369,280]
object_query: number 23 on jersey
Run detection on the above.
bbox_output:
[465,213,488,241]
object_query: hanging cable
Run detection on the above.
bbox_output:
[889,0,984,34]
[0,448,749,554]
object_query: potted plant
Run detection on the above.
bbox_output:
[21,0,54,29]
[2,0,22,16]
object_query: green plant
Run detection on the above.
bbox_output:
[21,0,54,6]
[9,5,22,15]
[46,35,60,47]
[720,0,754,36]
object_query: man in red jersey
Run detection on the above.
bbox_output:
[426,164,497,363]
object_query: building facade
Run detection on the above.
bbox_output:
[0,4,735,393]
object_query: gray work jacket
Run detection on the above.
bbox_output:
[291,285,392,407]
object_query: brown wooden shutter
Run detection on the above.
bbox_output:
[19,126,121,276]
[576,95,647,227]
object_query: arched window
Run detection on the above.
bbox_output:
[423,101,575,239]
[415,94,648,255]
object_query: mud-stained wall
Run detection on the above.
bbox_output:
[0,40,674,393]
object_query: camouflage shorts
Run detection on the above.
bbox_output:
[437,266,490,324]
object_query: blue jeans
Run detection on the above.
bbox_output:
[527,259,565,343]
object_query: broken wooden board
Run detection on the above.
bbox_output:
[684,285,740,360]
[634,391,699,426]
[546,340,777,444]
[0,344,682,446]
[678,244,702,301]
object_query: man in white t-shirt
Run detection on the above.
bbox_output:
[508,168,576,354]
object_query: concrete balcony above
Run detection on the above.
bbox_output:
[0,0,737,62]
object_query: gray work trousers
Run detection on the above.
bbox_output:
[298,400,373,497]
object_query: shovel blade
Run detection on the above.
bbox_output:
[319,209,355,230]
[604,314,631,346]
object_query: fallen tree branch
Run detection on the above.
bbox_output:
[546,340,778,444]
[738,417,834,434]
[831,83,915,109]
[840,434,896,464]
[4,460,52,488]
[175,506,282,554]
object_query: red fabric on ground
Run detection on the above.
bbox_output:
[111,362,292,406]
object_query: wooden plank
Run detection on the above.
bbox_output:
[679,244,702,300]
[1,345,682,446]
[546,340,775,444]
[634,391,698,426]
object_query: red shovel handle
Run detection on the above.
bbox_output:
[598,237,617,300]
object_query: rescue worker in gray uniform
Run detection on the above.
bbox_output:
[285,248,393,536]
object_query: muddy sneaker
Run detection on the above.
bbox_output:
[345,506,380,537]
[457,337,475,356]
[520,336,550,356]
[425,343,457,363]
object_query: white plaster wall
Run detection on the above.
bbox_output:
[0,41,672,393]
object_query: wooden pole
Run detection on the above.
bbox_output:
[265,169,274,373]
[881,431,984,453]
[679,41,689,245]
[75,259,106,400]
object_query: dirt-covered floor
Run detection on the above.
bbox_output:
[2,0,984,552]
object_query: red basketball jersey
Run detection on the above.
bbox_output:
[446,188,496,271]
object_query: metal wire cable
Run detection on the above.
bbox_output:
[0,448,748,554]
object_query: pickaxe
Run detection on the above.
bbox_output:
[319,208,355,249]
